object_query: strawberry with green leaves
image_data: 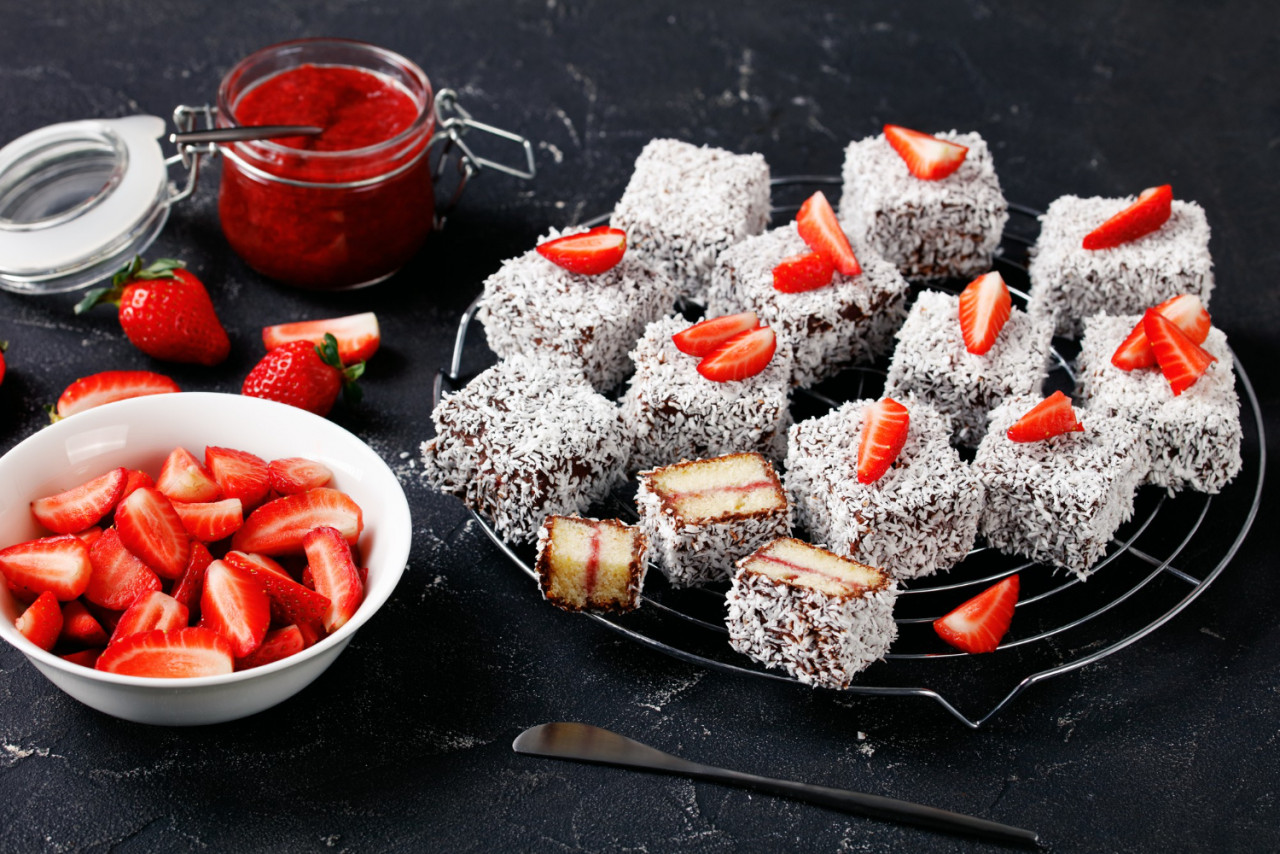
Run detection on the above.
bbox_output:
[242,333,364,416]
[76,257,230,366]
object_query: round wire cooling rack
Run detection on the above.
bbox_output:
[431,177,1265,729]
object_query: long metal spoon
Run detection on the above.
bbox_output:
[169,125,324,145]
[513,722,1040,847]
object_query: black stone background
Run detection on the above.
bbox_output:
[0,2,1277,852]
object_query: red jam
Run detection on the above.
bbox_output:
[217,41,435,290]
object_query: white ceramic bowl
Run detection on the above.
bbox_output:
[0,392,412,725]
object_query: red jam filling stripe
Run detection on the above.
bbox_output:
[750,553,864,594]
[663,479,777,501]
[584,526,601,598]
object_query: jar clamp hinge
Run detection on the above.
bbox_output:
[167,104,219,204]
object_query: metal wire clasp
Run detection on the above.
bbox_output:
[166,104,219,204]
[427,88,537,230]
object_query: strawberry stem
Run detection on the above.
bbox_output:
[74,256,187,315]
[315,334,365,407]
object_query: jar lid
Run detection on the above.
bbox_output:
[0,115,172,294]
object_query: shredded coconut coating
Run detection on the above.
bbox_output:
[1027,195,1214,337]
[705,223,910,387]
[725,552,898,689]
[974,394,1151,580]
[477,226,680,393]
[421,355,629,544]
[635,459,793,589]
[611,139,771,302]
[1075,313,1242,494]
[838,130,1008,281]
[884,290,1054,446]
[621,315,795,470]
[785,396,982,580]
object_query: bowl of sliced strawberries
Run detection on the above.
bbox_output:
[0,391,411,725]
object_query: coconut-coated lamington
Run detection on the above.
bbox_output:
[477,226,679,392]
[884,289,1054,446]
[1027,194,1214,337]
[725,538,898,689]
[974,394,1151,580]
[704,223,910,387]
[621,315,794,471]
[838,130,1008,281]
[535,515,648,613]
[1074,313,1241,494]
[786,396,982,581]
[421,355,629,544]
[611,139,771,302]
[636,452,791,589]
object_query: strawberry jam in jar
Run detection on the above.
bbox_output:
[216,39,435,290]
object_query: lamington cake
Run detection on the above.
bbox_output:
[838,130,1008,281]
[785,396,983,580]
[421,355,629,544]
[884,288,1054,446]
[477,226,679,392]
[1075,313,1241,494]
[636,452,791,589]
[535,516,647,613]
[1027,194,1214,337]
[621,315,794,470]
[704,223,910,387]
[974,393,1151,580]
[611,139,771,302]
[725,537,898,689]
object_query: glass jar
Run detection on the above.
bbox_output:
[216,39,436,290]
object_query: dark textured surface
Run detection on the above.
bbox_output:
[0,2,1277,851]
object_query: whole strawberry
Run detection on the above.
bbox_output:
[76,257,230,366]
[242,334,363,416]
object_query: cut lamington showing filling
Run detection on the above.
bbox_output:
[1027,194,1214,337]
[725,537,898,690]
[884,289,1054,446]
[420,355,629,545]
[974,394,1151,580]
[535,516,648,613]
[477,226,679,393]
[1075,313,1241,494]
[636,452,791,589]
[838,130,1008,281]
[704,223,910,388]
[611,139,771,302]
[621,315,794,470]
[785,395,982,580]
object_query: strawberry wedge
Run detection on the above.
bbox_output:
[303,526,365,633]
[696,327,777,382]
[671,312,760,358]
[156,447,221,504]
[16,591,63,651]
[232,488,363,555]
[267,457,333,495]
[205,446,270,508]
[224,551,330,627]
[857,398,911,484]
[536,226,627,275]
[1006,391,1084,443]
[30,467,127,534]
[1083,185,1173,250]
[1111,293,1211,370]
[110,591,189,645]
[262,312,380,365]
[60,600,109,648]
[236,625,309,670]
[796,191,860,276]
[54,370,181,420]
[115,487,191,579]
[199,560,270,658]
[1144,309,1216,395]
[957,272,1012,356]
[96,627,234,677]
[884,124,968,180]
[86,527,162,610]
[172,498,244,543]
[934,575,1020,653]
[0,535,92,601]
[171,540,214,616]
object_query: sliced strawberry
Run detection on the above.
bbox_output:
[54,370,181,420]
[536,226,627,275]
[155,447,221,503]
[96,627,234,678]
[0,535,92,601]
[883,124,969,181]
[232,488,364,555]
[772,250,834,293]
[15,591,62,651]
[1082,185,1173,250]
[1006,391,1084,443]
[303,526,365,633]
[120,469,155,502]
[671,312,761,358]
[934,575,1020,653]
[236,624,309,670]
[696,327,777,383]
[267,457,333,494]
[30,467,127,535]
[262,312,380,365]
[61,648,103,668]
[1144,309,1216,395]
[74,527,104,549]
[199,560,270,658]
[171,540,213,617]
[1112,294,1212,371]
[796,191,860,276]
[224,550,293,581]
[205,446,270,508]
[857,397,911,484]
[957,271,1012,355]
[110,591,189,646]
[225,551,330,626]
[114,487,190,579]
[295,619,325,647]
[83,601,122,634]
[172,498,244,543]
[86,527,162,610]
[59,600,109,648]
